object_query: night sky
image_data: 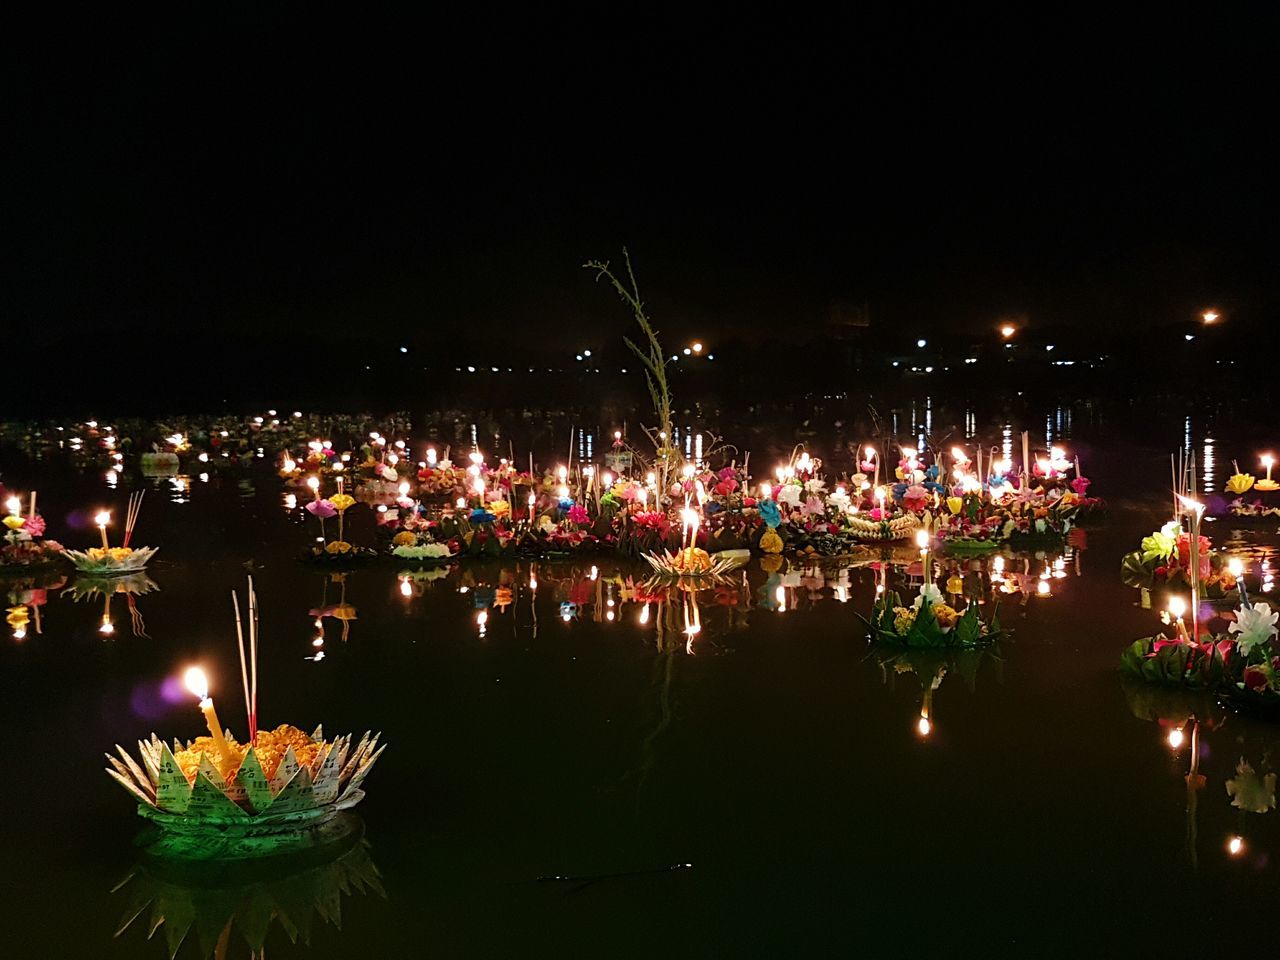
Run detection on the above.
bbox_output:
[7,9,1279,406]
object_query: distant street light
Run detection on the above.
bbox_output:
[691,342,703,354]
[1000,325,1016,339]
[916,339,927,348]
[1202,310,1219,324]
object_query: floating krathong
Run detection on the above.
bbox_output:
[65,491,157,575]
[641,547,749,579]
[0,490,63,574]
[105,580,386,856]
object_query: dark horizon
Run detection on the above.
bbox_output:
[8,9,1279,409]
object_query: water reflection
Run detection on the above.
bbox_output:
[875,646,1003,739]
[113,813,382,958]
[1123,680,1280,870]
[65,572,159,639]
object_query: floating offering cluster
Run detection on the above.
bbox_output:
[1120,455,1280,718]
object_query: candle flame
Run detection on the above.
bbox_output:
[94,510,111,527]
[1168,595,1187,619]
[1176,494,1205,516]
[1228,835,1245,856]
[917,716,932,736]
[915,529,930,549]
[1229,557,1245,578]
[183,666,209,701]
[1167,727,1184,749]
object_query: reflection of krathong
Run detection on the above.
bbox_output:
[64,491,158,574]
[114,812,383,958]
[66,571,158,638]
[875,645,1002,739]
[105,580,385,855]
[1121,680,1280,866]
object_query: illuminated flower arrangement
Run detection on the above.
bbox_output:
[105,582,385,852]
[863,583,1005,649]
[64,492,157,574]
[302,478,377,564]
[0,491,62,572]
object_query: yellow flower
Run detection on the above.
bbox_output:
[1228,473,1256,494]
[892,606,917,634]
[107,547,135,561]
[392,531,416,546]
[760,529,783,554]
[946,496,963,515]
[488,499,510,519]
[2,516,25,531]
[946,575,963,595]
[933,603,959,629]
[325,540,353,554]
[6,606,28,627]
[330,493,355,512]
[1059,491,1078,506]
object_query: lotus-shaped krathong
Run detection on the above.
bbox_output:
[64,545,159,574]
[642,548,748,579]
[106,725,385,847]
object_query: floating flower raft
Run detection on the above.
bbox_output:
[106,725,384,856]
[105,580,386,858]
[67,491,156,575]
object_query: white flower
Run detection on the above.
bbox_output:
[1226,758,1277,814]
[778,484,802,507]
[1230,602,1279,656]
[804,478,827,495]
[912,582,943,611]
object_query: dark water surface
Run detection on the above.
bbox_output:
[3,403,1280,958]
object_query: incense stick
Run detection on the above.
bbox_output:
[248,576,259,744]
[233,590,251,725]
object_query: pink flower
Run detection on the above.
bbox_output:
[567,504,590,525]
[306,499,337,518]
[1071,476,1091,495]
[22,514,45,537]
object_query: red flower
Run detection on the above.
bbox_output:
[1244,666,1271,691]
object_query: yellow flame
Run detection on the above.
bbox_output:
[183,666,209,701]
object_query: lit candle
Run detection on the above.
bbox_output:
[1229,557,1249,608]
[1264,455,1275,483]
[307,476,320,500]
[916,528,931,585]
[1168,595,1189,641]
[527,491,536,522]
[427,447,438,467]
[94,510,111,549]
[27,491,36,518]
[4,496,19,517]
[183,667,236,771]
